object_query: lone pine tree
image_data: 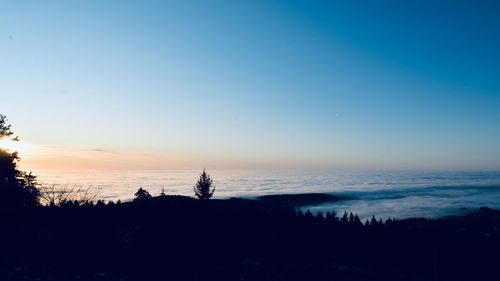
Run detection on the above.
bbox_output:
[193,169,215,199]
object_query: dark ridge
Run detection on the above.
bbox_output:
[257,192,347,208]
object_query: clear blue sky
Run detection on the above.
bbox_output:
[1,0,499,170]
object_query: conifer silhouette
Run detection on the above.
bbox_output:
[193,169,215,199]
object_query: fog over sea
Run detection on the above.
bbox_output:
[34,170,500,220]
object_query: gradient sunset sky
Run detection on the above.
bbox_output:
[1,0,499,171]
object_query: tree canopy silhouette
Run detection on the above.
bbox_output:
[193,169,215,199]
[0,114,39,208]
[134,187,152,202]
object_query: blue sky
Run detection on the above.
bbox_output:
[1,0,499,170]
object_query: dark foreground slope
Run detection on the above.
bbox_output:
[257,192,345,208]
[1,196,500,281]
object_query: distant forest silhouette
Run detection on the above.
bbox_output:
[1,114,500,281]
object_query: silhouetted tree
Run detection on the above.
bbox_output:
[297,209,304,217]
[341,211,349,224]
[325,211,338,224]
[305,210,313,218]
[349,212,355,224]
[0,114,17,141]
[193,169,215,199]
[0,114,39,208]
[352,214,362,226]
[134,187,152,202]
[316,212,325,221]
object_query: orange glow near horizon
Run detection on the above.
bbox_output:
[16,143,202,171]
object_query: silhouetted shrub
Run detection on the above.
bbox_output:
[39,184,101,206]
[134,187,152,202]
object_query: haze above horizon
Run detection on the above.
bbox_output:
[1,0,499,171]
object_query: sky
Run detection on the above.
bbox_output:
[1,0,499,171]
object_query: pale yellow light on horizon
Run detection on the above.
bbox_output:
[0,138,26,154]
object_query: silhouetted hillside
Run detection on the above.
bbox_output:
[257,193,346,208]
[1,194,499,281]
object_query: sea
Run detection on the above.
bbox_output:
[33,169,500,221]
